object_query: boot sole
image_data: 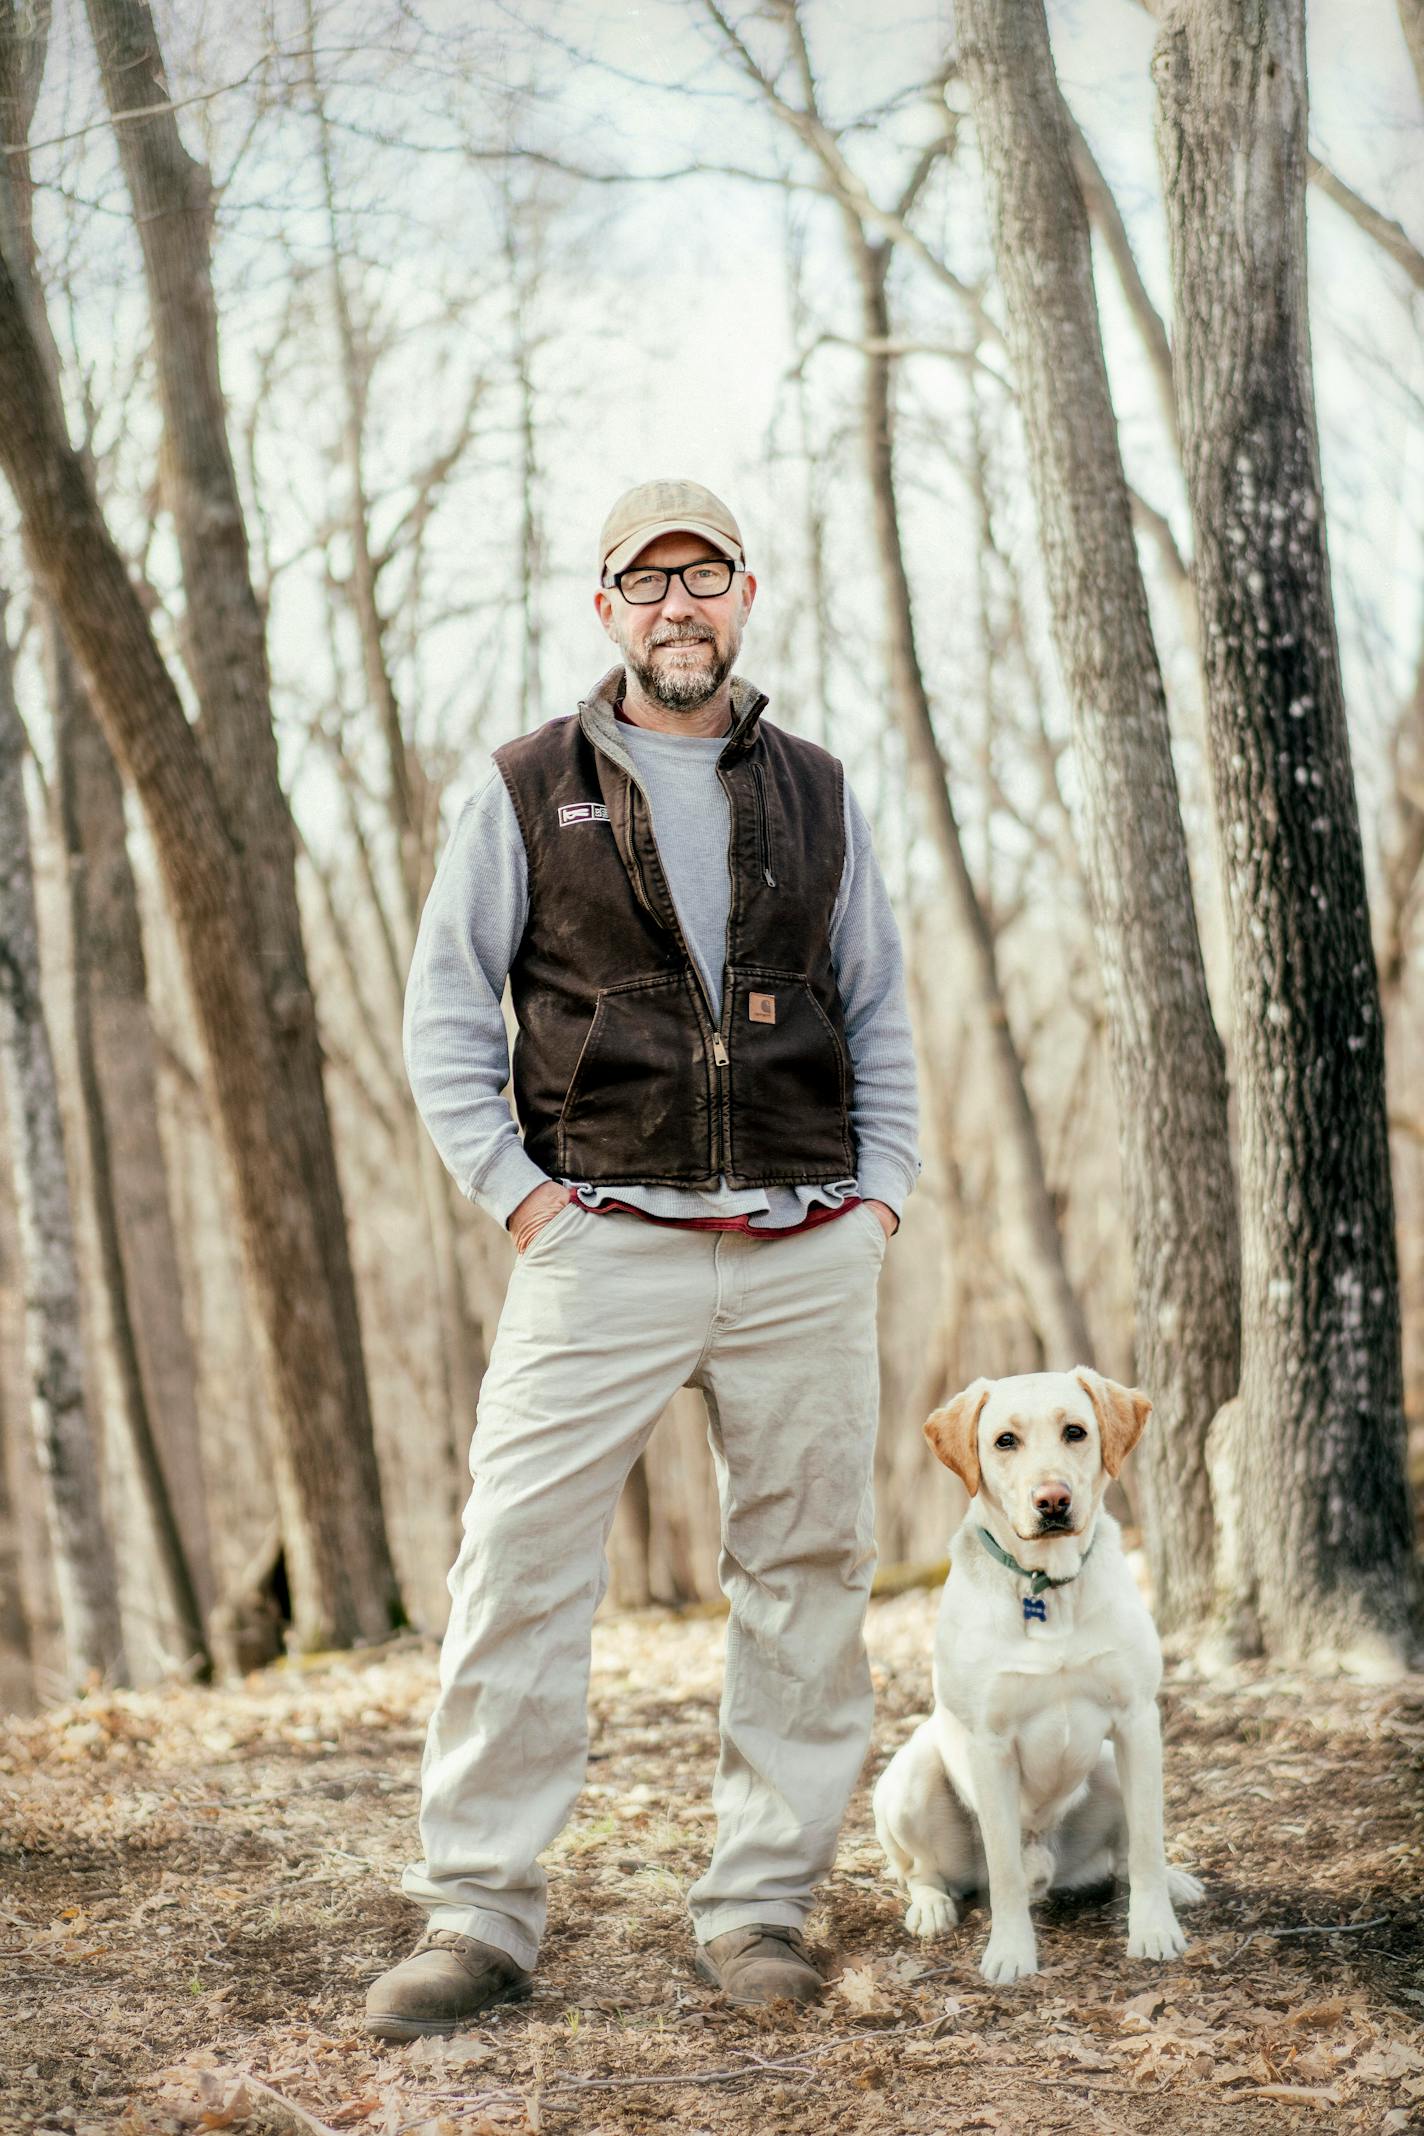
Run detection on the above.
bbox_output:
[364,1976,532,2041]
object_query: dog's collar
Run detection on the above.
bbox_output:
[976,1525,1097,1596]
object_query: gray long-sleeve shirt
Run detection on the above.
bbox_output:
[403,699,920,1232]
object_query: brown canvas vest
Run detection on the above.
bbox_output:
[493,671,855,1188]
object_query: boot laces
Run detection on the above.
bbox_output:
[747,1924,805,1953]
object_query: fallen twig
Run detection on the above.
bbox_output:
[241,2075,346,2136]
[1238,2085,1341,2106]
[1221,1911,1392,1966]
[1268,1915,1390,1938]
[428,2028,899,2106]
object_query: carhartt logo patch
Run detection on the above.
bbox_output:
[558,802,610,826]
[748,992,777,1025]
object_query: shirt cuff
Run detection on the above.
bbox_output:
[470,1140,553,1231]
[856,1159,918,1223]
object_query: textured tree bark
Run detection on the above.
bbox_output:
[0,1371,35,1712]
[957,0,1240,1630]
[701,0,1090,1368]
[1376,629,1424,1009]
[0,1097,66,1693]
[855,237,1093,1370]
[0,601,128,1686]
[82,0,401,1643]
[51,629,211,1671]
[0,246,400,1650]
[1156,0,1413,1671]
[2,0,213,1667]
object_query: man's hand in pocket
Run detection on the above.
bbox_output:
[509,1181,575,1255]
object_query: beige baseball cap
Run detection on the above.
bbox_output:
[598,479,745,581]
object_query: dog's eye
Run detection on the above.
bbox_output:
[994,1432,1018,1451]
[1063,1424,1088,1442]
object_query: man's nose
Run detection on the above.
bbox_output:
[659,577,698,619]
[1032,1480,1072,1520]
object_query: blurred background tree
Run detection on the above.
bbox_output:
[0,0,1418,1701]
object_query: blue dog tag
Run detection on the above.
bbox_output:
[1023,1596,1048,1623]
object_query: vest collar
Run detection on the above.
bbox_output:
[720,675,771,759]
[578,665,769,767]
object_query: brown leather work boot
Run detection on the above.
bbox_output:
[694,1923,822,2006]
[364,1928,532,2040]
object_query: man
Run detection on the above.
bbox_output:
[366,479,919,2038]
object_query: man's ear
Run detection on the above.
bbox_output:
[1074,1367,1152,1478]
[924,1379,992,1496]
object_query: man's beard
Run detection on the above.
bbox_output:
[626,625,736,711]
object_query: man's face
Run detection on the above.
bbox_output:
[595,530,757,713]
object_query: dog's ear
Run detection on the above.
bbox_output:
[924,1379,992,1496]
[1074,1367,1152,1477]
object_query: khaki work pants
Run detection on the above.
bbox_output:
[400,1198,886,1971]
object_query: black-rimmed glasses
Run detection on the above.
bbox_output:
[604,557,744,604]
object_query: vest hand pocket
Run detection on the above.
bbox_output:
[557,971,710,1182]
[723,967,856,1184]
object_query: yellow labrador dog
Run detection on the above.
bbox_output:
[873,1369,1202,1984]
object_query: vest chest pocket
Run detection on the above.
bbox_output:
[556,969,714,1182]
[723,966,856,1183]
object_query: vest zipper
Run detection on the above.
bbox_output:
[626,776,729,1164]
[751,758,777,888]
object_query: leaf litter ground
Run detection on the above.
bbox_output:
[2,1593,1422,2136]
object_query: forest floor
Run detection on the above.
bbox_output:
[2,1593,1422,2136]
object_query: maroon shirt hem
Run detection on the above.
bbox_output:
[580,1194,861,1241]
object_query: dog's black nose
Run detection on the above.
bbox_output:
[1033,1482,1072,1523]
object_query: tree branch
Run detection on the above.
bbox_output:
[1307,152,1424,291]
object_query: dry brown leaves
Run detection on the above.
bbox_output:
[1,1596,1421,2136]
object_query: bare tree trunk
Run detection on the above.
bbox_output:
[0,245,400,1651]
[2,0,212,1668]
[0,598,127,1686]
[1376,627,1424,1009]
[82,0,401,1642]
[786,212,835,749]
[303,31,486,1507]
[0,1098,64,1694]
[50,629,211,1671]
[0,1371,35,1711]
[305,26,436,938]
[52,640,214,1627]
[717,0,1089,1366]
[957,0,1240,1631]
[645,1389,722,1604]
[502,191,547,738]
[607,1452,653,1609]
[1156,0,1413,1673]
[1058,100,1181,460]
[854,234,1092,1367]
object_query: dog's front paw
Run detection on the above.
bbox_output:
[1167,1867,1205,1908]
[1127,1898,1186,1961]
[980,1928,1038,1984]
[905,1887,959,1939]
